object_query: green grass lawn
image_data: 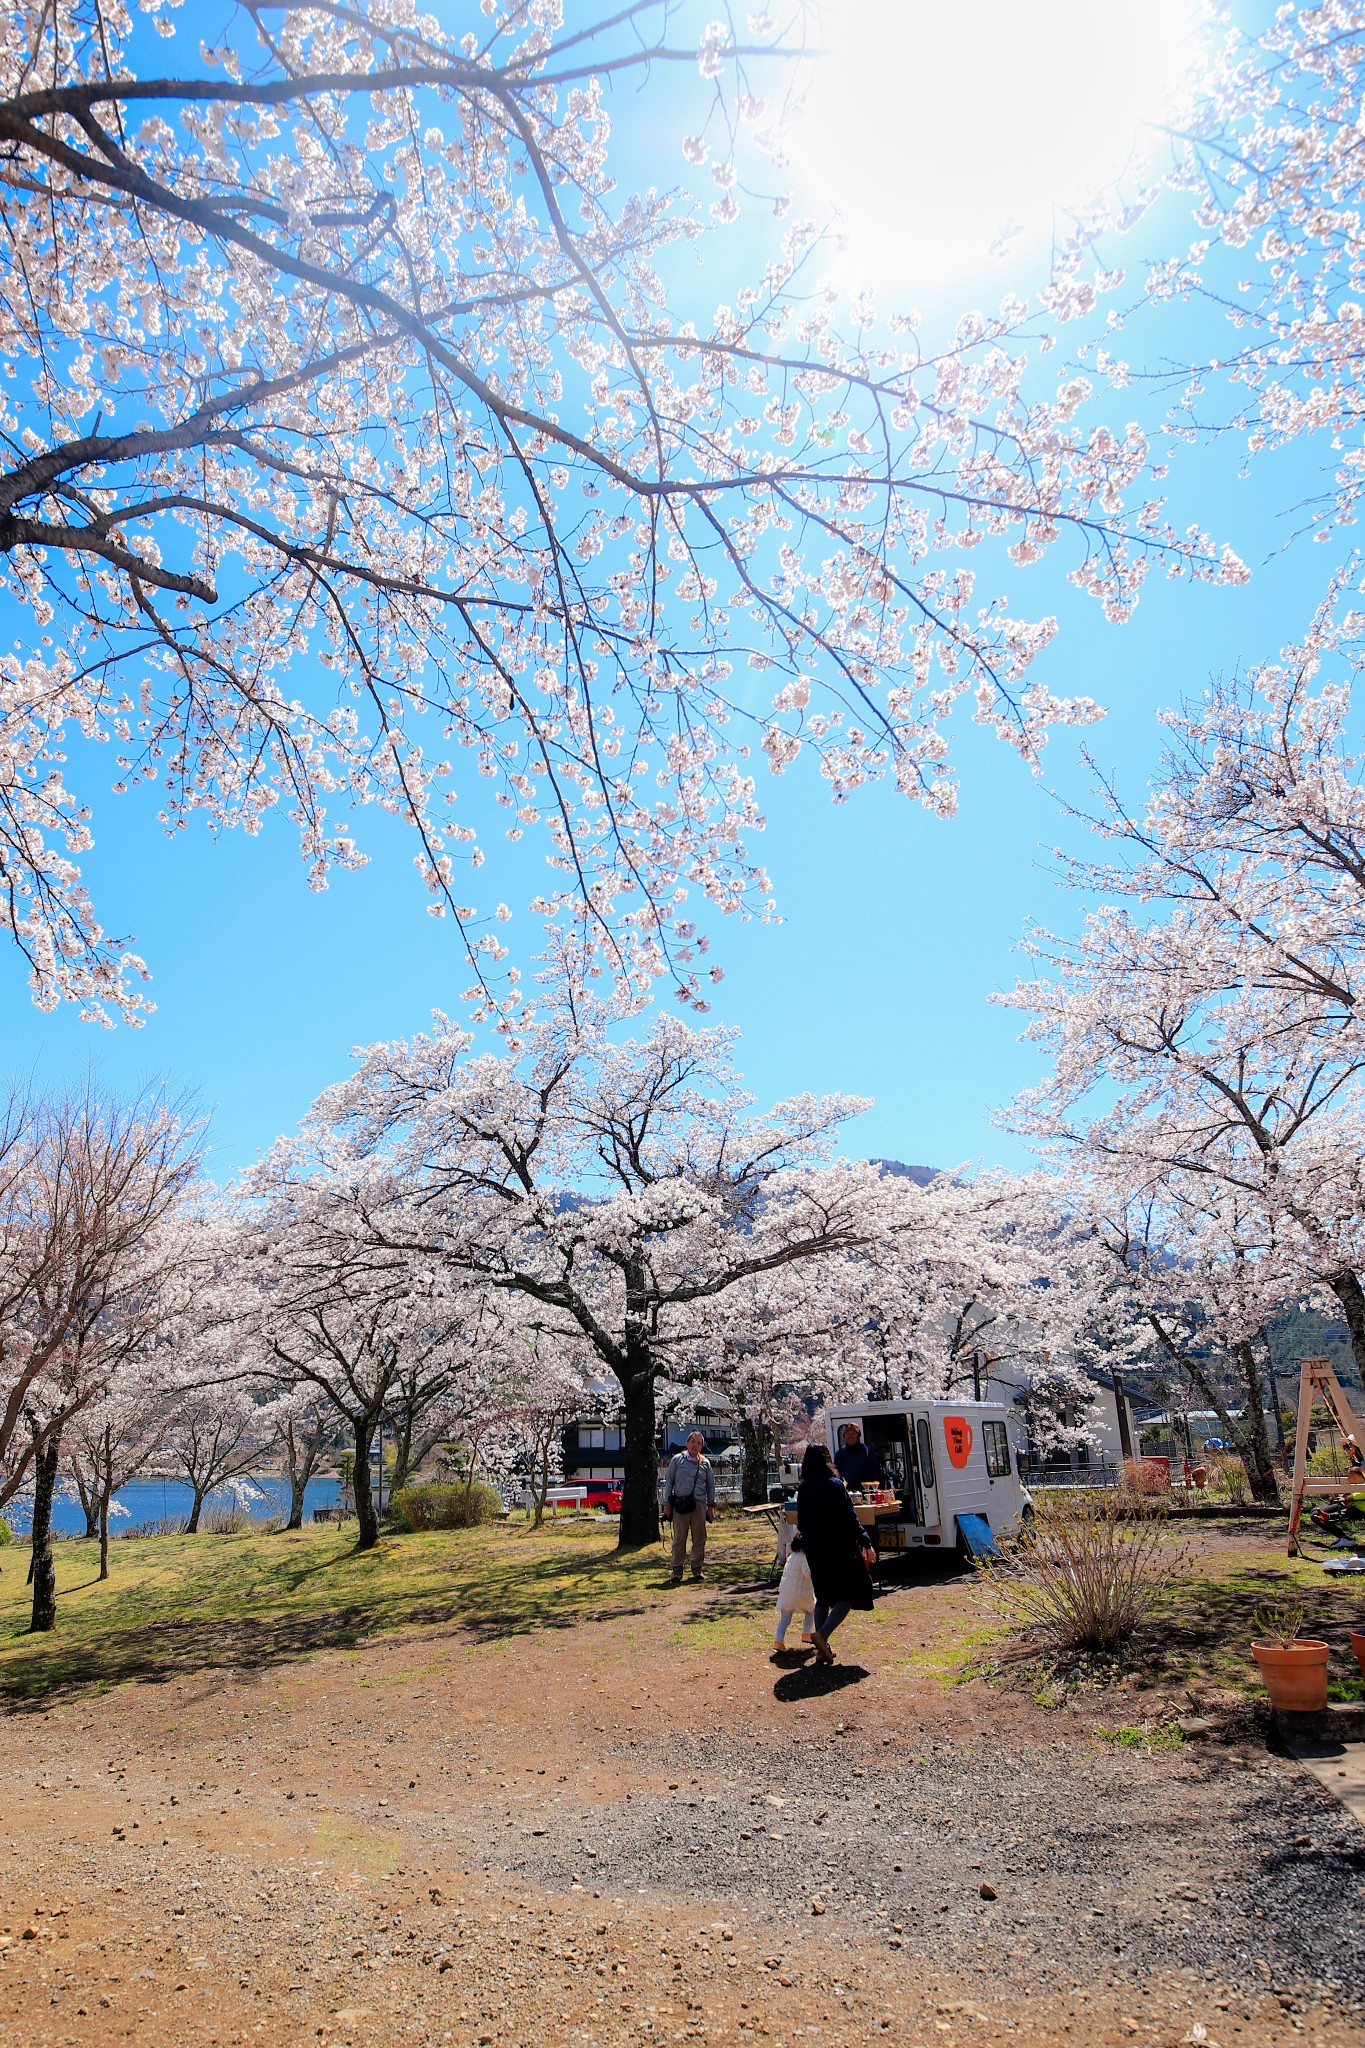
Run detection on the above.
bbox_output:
[0,1514,774,1706]
[1143,1527,1365,1698]
[6,1507,1355,1717]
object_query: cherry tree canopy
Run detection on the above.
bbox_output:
[849,1167,1137,1409]
[0,0,1243,1028]
[1007,595,1365,1373]
[999,596,1365,1492]
[236,1148,495,1547]
[0,1081,200,1509]
[1109,1,1365,541]
[293,1005,882,1542]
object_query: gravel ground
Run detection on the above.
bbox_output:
[499,1721,1365,1999]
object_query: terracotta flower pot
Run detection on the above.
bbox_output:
[1252,1639,1330,1713]
[1191,1464,1208,1489]
[1350,1630,1365,1682]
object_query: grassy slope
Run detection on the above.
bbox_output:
[2,1510,1360,1713]
[0,1516,772,1705]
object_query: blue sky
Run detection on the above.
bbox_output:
[1,2,1340,1184]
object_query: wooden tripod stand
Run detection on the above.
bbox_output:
[1287,1354,1365,1555]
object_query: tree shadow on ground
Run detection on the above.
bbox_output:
[772,1663,869,1703]
[0,1530,772,1711]
[984,1553,1365,1702]
[1142,1564,1363,1687]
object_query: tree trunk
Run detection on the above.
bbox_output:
[1328,1269,1365,1385]
[531,1425,555,1529]
[617,1367,659,1549]
[353,1415,379,1552]
[97,1424,113,1575]
[185,1486,207,1535]
[1147,1315,1261,1498]
[1263,1342,1287,1459]
[1233,1340,1281,1505]
[281,1417,315,1530]
[72,1467,100,1540]
[617,1269,661,1550]
[740,1415,771,1506]
[29,1431,60,1633]
[1111,1369,1134,1461]
[389,1409,415,1495]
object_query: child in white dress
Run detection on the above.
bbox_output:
[773,1531,816,1650]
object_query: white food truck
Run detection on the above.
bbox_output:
[824,1398,1031,1560]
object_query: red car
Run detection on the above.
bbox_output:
[580,1478,623,1513]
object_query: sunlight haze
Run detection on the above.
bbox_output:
[787,0,1201,288]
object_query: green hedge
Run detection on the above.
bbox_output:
[388,1481,503,1531]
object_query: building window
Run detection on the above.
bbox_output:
[983,1420,1011,1478]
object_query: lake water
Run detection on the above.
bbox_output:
[6,1474,342,1537]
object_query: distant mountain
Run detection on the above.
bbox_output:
[872,1159,939,1187]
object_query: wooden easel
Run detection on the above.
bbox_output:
[1287,1355,1364,1555]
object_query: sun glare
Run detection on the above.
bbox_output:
[785,0,1201,293]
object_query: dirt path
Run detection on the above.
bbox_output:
[1,1544,1362,2048]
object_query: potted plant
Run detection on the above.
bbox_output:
[1252,1595,1330,1712]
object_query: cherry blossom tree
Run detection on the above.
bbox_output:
[161,1378,263,1534]
[237,1150,490,1549]
[258,1383,334,1529]
[0,1081,200,1626]
[486,1319,588,1526]
[1009,595,1365,1380]
[1007,977,1330,1505]
[0,0,1244,1030]
[847,1170,1109,1403]
[1074,1173,1288,1504]
[67,1374,173,1576]
[0,1081,199,1510]
[298,1005,882,1545]
[998,600,1365,1494]
[680,1164,1140,1489]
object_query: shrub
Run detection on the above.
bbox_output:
[122,1515,185,1539]
[1307,1443,1355,1479]
[1213,1455,1250,1505]
[202,1504,256,1535]
[1119,1457,1171,1500]
[981,1492,1187,1658]
[388,1481,503,1532]
[0,1515,12,1548]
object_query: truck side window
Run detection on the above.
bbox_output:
[915,1416,935,1490]
[983,1419,1011,1478]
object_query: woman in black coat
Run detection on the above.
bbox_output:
[796,1441,875,1662]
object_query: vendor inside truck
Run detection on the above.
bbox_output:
[833,1421,881,1490]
